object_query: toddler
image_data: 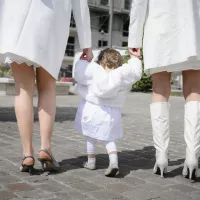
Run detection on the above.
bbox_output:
[74,48,142,177]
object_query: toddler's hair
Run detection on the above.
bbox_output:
[97,48,123,69]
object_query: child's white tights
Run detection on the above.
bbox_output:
[86,136,118,164]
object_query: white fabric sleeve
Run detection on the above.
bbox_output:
[128,0,148,48]
[72,0,92,49]
[92,57,142,98]
[74,60,96,85]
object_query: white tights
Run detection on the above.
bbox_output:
[86,136,118,164]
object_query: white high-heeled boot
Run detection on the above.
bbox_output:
[150,102,170,178]
[183,101,200,180]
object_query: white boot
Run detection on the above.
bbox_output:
[150,102,170,178]
[183,101,200,180]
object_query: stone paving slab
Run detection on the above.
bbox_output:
[0,93,199,200]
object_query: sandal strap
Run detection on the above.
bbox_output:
[39,149,53,160]
[40,149,53,159]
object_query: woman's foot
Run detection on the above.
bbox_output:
[20,156,35,175]
[38,149,60,172]
[153,153,168,178]
[182,154,198,181]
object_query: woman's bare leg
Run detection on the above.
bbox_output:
[12,63,35,164]
[36,67,56,157]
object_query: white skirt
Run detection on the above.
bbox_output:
[0,0,72,79]
[74,100,123,142]
[141,0,200,76]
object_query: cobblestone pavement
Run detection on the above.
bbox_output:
[0,93,200,200]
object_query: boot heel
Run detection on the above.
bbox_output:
[183,160,198,180]
[159,165,167,178]
[188,165,197,180]
[154,163,167,178]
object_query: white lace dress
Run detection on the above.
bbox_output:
[0,0,91,79]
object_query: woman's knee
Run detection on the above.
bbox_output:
[36,67,56,94]
[183,70,200,101]
[11,63,35,96]
[152,72,171,102]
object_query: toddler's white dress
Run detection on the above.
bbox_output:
[0,0,91,79]
[74,58,142,141]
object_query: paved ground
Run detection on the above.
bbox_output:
[0,93,199,200]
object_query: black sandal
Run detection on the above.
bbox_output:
[20,156,35,175]
[38,149,60,172]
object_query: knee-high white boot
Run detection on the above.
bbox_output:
[183,101,200,180]
[150,102,170,178]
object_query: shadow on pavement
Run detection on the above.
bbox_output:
[58,146,186,179]
[0,107,77,122]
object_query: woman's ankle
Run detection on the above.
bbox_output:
[23,148,34,157]
[40,145,51,153]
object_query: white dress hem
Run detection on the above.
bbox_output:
[145,59,200,77]
[0,52,40,68]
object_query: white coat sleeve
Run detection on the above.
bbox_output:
[72,0,92,49]
[74,60,96,85]
[128,0,148,48]
[92,57,142,98]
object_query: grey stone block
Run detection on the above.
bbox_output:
[0,190,17,200]
[124,188,159,200]
[107,183,134,193]
[88,189,123,200]
[72,181,102,192]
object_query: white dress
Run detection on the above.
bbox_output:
[0,0,91,79]
[75,99,123,142]
[73,58,142,141]
[128,0,200,76]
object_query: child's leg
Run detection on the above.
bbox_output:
[104,141,118,164]
[104,141,119,177]
[83,136,97,170]
[86,136,97,163]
